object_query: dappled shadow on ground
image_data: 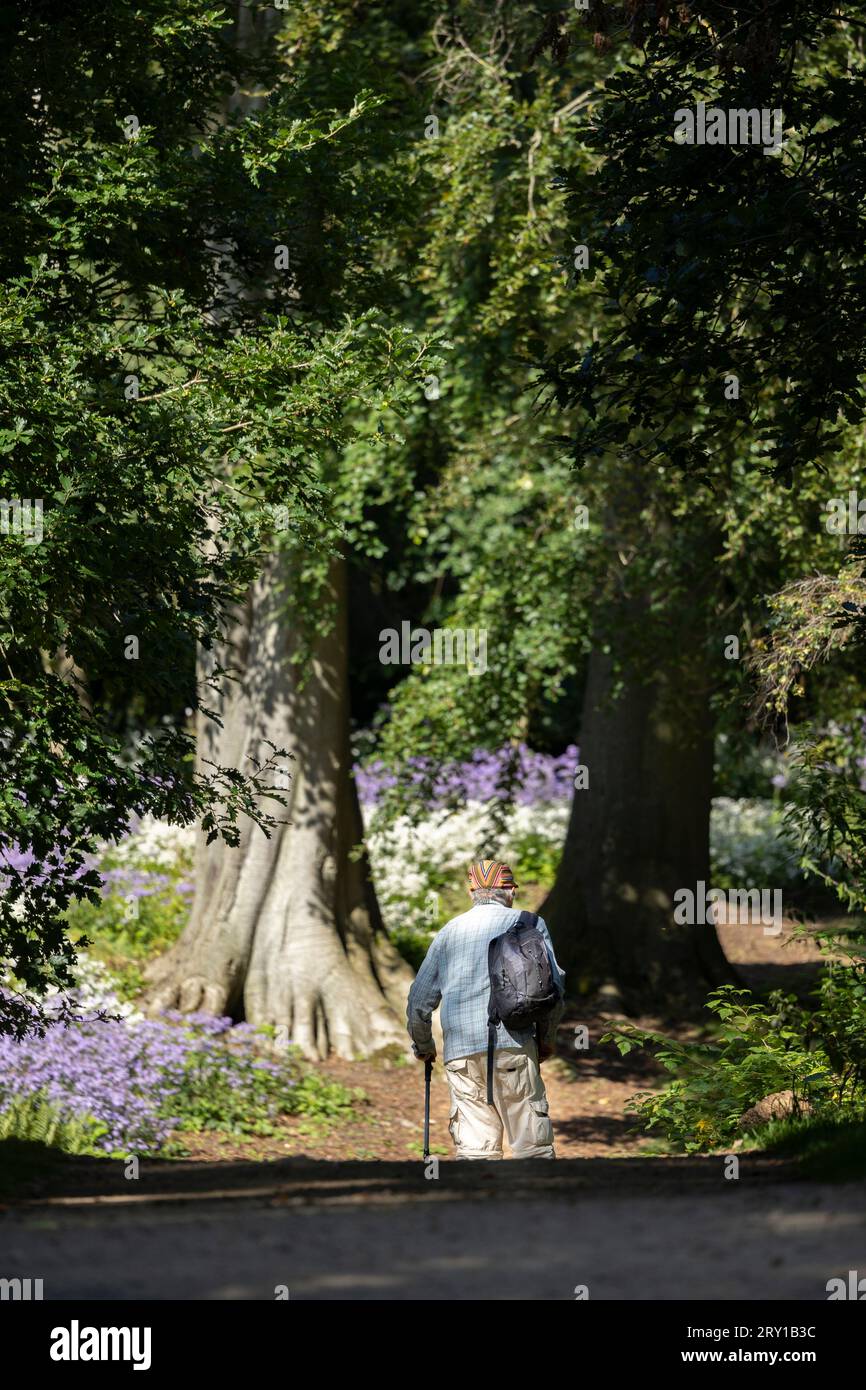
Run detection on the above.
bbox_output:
[2,1137,799,1211]
[552,1112,641,1149]
[542,1010,661,1156]
[717,918,827,999]
[731,960,824,995]
[1,929,833,1203]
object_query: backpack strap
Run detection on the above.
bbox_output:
[486,1021,497,1105]
[486,933,499,1105]
[523,913,546,1062]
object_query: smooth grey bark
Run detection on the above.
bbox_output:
[146,552,414,1058]
[542,626,732,1015]
[145,5,413,1059]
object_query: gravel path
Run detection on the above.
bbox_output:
[3,1163,864,1301]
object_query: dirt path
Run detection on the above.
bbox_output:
[168,920,828,1165]
[3,923,856,1301]
[167,1006,668,1165]
[4,1164,863,1299]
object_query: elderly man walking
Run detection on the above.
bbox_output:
[407,860,566,1160]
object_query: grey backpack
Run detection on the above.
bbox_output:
[485,911,558,1104]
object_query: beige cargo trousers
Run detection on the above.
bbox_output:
[444,1042,555,1159]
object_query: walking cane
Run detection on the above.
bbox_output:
[423,1055,433,1159]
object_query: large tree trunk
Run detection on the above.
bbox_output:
[145,551,414,1058]
[542,632,732,1016]
[145,5,413,1059]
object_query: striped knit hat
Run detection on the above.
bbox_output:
[468,860,518,892]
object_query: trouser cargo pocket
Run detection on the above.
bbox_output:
[497,1051,531,1101]
[444,1055,503,1158]
[530,1098,553,1148]
[448,1103,460,1146]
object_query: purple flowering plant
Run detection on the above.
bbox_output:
[355,743,580,809]
[64,857,195,965]
[0,995,360,1156]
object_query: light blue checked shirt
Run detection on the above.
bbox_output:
[406,903,566,1063]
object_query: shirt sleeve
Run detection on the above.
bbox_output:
[535,914,566,1047]
[406,930,444,1055]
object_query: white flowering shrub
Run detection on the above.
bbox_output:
[60,957,144,1022]
[1,954,141,1021]
[55,793,806,983]
[108,816,196,867]
[364,800,570,962]
[710,798,803,890]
